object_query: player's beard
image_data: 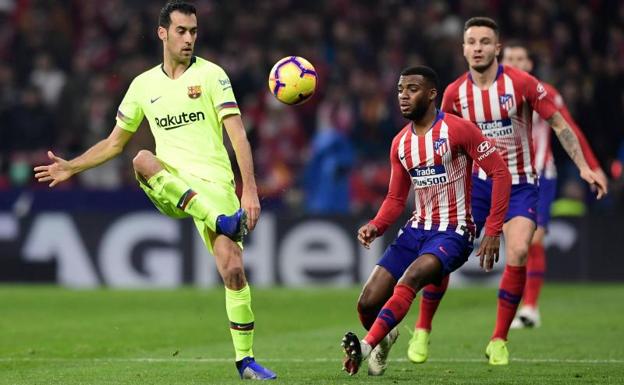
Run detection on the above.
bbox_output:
[402,100,429,121]
[470,54,496,73]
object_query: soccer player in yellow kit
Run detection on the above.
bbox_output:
[34,1,276,380]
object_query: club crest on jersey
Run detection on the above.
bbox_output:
[433,138,449,156]
[499,94,514,111]
[187,85,202,99]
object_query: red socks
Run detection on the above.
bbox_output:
[363,284,416,348]
[415,275,450,331]
[492,265,526,340]
[524,243,546,307]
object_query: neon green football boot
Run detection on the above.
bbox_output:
[485,339,509,365]
[407,328,430,364]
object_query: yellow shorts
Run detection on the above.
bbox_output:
[137,162,241,253]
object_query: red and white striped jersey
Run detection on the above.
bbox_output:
[442,65,558,185]
[370,111,510,238]
[532,82,600,179]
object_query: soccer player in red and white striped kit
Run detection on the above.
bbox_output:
[341,65,511,376]
[407,17,608,366]
[502,42,608,329]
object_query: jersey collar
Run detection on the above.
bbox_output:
[410,109,444,135]
[160,56,197,78]
[467,64,504,85]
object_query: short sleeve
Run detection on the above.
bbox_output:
[209,66,241,123]
[116,78,144,132]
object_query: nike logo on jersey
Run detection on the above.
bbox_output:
[150,96,162,104]
[399,154,406,160]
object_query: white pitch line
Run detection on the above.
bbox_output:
[0,357,622,364]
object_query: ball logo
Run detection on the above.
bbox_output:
[477,141,491,153]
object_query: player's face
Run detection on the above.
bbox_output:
[397,75,437,121]
[159,11,197,61]
[463,26,501,72]
[502,47,533,72]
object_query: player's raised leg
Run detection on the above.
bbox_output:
[343,254,443,376]
[356,266,398,375]
[212,236,276,380]
[133,150,247,241]
[487,216,535,365]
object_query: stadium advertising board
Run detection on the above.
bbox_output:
[1,209,620,287]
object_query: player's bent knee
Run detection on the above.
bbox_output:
[506,243,529,265]
[222,265,246,289]
[132,150,160,177]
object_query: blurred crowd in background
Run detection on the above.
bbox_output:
[1,0,623,215]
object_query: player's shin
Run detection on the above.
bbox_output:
[415,274,449,331]
[357,302,378,330]
[524,243,546,307]
[147,170,219,230]
[492,265,526,340]
[364,284,416,349]
[225,285,255,361]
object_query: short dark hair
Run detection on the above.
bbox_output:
[504,40,527,50]
[400,65,439,90]
[159,1,196,29]
[464,16,499,36]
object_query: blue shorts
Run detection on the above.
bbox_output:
[377,224,474,281]
[471,176,538,236]
[537,176,557,228]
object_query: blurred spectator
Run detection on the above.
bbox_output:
[303,92,354,214]
[0,0,622,214]
[29,52,66,109]
[551,179,587,218]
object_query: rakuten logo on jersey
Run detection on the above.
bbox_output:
[477,141,497,161]
[409,165,448,188]
[477,118,513,138]
[154,111,206,130]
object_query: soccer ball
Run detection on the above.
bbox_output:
[268,56,317,105]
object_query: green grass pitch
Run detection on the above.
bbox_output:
[1,284,623,384]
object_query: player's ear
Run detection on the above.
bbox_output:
[495,42,502,56]
[430,87,438,102]
[158,26,168,42]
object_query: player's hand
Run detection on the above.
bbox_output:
[476,235,500,272]
[241,188,261,231]
[357,223,378,249]
[580,167,608,199]
[33,151,74,187]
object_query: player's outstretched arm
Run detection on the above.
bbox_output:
[223,114,260,231]
[34,125,133,187]
[558,106,609,191]
[548,112,608,199]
